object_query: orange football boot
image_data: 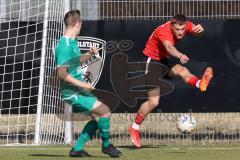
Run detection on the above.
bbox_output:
[199,67,213,92]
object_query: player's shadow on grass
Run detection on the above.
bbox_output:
[118,144,167,150]
[29,154,67,157]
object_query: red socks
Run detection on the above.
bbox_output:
[188,76,199,87]
[132,113,145,130]
[135,113,145,125]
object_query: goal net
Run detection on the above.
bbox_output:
[0,0,67,145]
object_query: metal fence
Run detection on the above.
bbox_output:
[1,0,239,21]
[72,0,240,20]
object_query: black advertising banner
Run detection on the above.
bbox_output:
[80,20,240,113]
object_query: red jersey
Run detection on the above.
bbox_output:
[143,20,194,60]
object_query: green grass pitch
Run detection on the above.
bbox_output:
[1,145,240,160]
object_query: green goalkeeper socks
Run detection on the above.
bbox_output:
[98,117,111,148]
[73,120,98,151]
[73,117,111,150]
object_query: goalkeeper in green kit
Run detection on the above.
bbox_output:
[55,10,122,158]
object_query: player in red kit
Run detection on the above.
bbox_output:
[128,14,213,148]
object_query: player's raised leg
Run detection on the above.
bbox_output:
[169,64,213,92]
[129,88,160,148]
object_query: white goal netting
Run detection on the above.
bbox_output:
[0,0,66,145]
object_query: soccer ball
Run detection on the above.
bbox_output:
[177,115,196,134]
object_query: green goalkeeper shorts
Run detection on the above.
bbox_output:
[61,89,97,115]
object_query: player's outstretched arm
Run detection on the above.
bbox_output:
[57,67,95,91]
[163,40,182,58]
[80,47,99,63]
[163,40,189,64]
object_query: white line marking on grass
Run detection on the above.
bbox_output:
[171,147,240,150]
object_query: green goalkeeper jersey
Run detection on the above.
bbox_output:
[55,36,83,95]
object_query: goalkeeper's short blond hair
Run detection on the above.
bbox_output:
[64,10,81,28]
